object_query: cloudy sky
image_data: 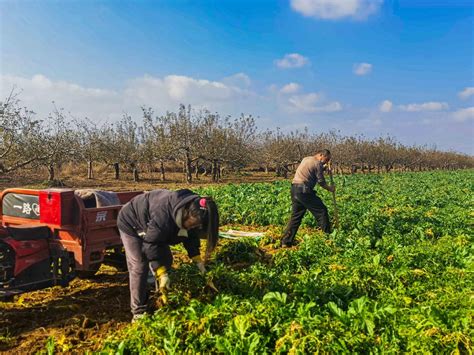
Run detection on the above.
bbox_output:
[1,0,473,154]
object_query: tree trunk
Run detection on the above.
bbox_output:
[184,152,192,183]
[195,164,200,180]
[275,165,281,177]
[48,164,55,181]
[87,160,94,179]
[114,162,120,180]
[160,160,166,181]
[351,164,357,174]
[133,167,139,182]
[217,163,222,182]
[212,159,218,182]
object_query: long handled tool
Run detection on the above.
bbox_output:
[327,162,340,229]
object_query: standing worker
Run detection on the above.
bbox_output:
[117,189,219,321]
[281,149,335,247]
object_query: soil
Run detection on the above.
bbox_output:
[0,265,132,353]
[0,169,284,192]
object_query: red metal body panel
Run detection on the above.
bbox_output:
[1,237,50,275]
[0,188,143,271]
[39,190,75,225]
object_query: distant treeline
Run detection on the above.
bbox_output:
[1,94,473,183]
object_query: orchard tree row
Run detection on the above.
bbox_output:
[1,95,473,183]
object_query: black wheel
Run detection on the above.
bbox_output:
[104,248,128,271]
[58,252,75,286]
[76,263,101,279]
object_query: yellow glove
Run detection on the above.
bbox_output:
[192,255,206,275]
[160,292,168,305]
[155,266,170,291]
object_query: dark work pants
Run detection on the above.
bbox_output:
[281,184,330,245]
[119,230,173,315]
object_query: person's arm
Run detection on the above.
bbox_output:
[320,182,335,193]
[185,229,206,274]
[142,220,169,271]
[316,162,335,192]
[182,230,201,259]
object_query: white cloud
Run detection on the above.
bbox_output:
[458,87,474,100]
[221,73,251,89]
[287,92,342,113]
[452,107,474,122]
[275,53,310,69]
[127,75,249,103]
[27,74,115,98]
[0,73,254,120]
[1,74,122,119]
[290,0,383,20]
[288,93,320,112]
[379,100,393,112]
[280,83,301,94]
[318,101,343,112]
[353,62,372,76]
[399,102,449,112]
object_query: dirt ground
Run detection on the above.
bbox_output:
[0,265,133,353]
[0,168,283,192]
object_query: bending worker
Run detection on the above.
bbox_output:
[117,189,219,321]
[281,149,335,247]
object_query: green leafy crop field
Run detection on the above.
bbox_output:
[103,170,473,353]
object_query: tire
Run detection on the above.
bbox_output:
[76,263,101,279]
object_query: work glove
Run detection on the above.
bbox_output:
[155,266,170,305]
[156,266,171,290]
[192,255,206,275]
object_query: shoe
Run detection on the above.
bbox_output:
[280,242,293,248]
[132,313,147,323]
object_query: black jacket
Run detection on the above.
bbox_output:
[117,189,201,265]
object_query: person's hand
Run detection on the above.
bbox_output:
[159,273,170,290]
[156,266,171,291]
[192,255,206,275]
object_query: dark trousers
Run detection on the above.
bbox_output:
[281,184,330,245]
[119,230,173,315]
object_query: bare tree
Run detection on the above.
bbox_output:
[35,106,76,181]
[257,129,305,178]
[74,118,104,179]
[169,105,198,183]
[2,94,474,181]
[142,107,175,181]
[0,92,44,174]
[98,115,141,181]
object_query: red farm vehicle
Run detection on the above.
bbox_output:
[0,188,143,300]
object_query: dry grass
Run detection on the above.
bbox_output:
[0,164,285,191]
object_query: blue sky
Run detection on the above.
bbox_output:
[1,0,473,153]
